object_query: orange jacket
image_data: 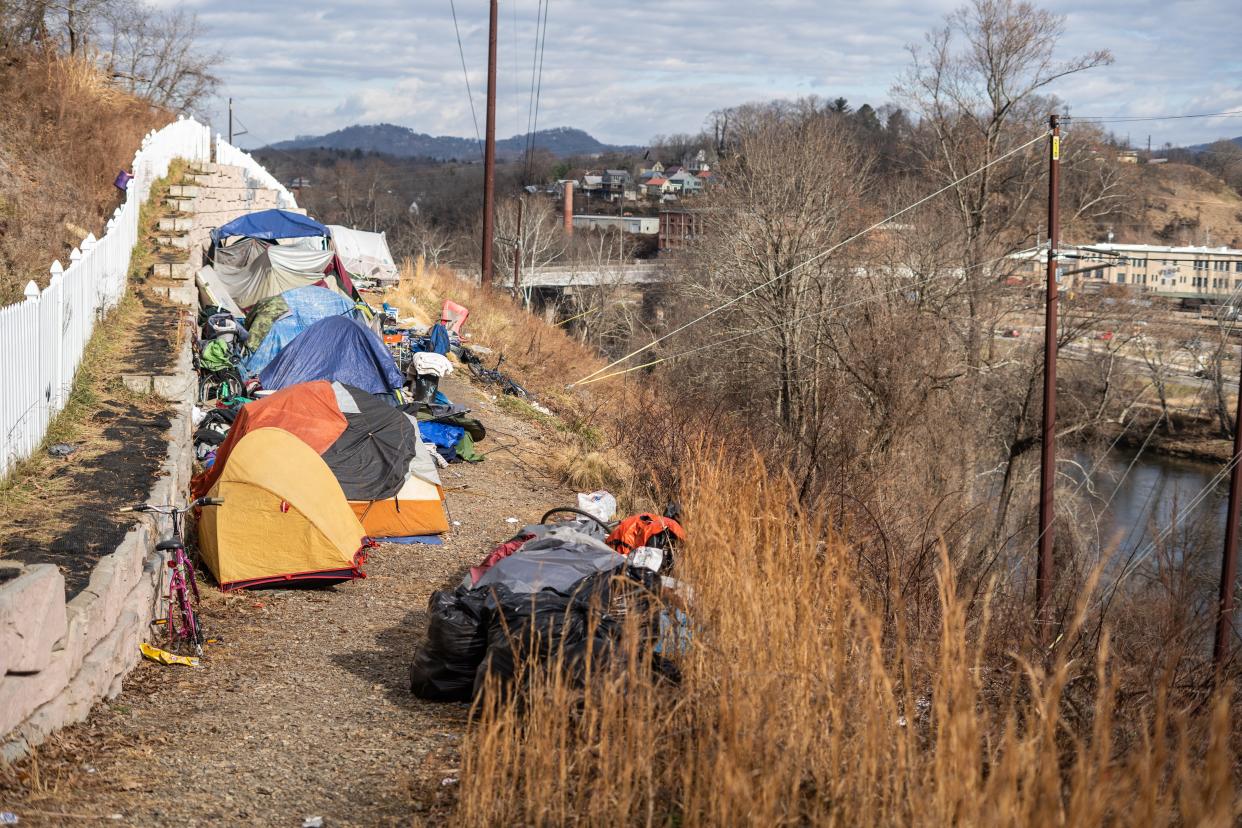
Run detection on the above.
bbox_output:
[606,513,685,555]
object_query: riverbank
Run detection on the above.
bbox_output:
[1103,410,1233,464]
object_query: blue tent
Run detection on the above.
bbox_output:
[259,316,404,396]
[212,209,330,244]
[243,285,358,375]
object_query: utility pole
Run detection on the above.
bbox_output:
[513,197,523,302]
[1036,113,1061,634]
[228,97,233,145]
[480,0,499,287]
[1215,349,1242,670]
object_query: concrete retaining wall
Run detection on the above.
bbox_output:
[0,158,285,762]
[0,341,195,762]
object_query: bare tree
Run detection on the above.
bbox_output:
[98,0,220,112]
[1134,321,1193,432]
[893,0,1113,364]
[495,196,567,306]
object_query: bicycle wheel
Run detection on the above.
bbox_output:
[168,563,202,654]
[540,506,612,533]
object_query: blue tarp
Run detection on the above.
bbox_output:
[259,315,404,396]
[243,286,358,375]
[212,209,330,244]
[418,421,465,451]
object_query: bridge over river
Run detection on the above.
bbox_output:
[495,261,665,289]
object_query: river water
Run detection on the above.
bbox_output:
[1073,447,1230,566]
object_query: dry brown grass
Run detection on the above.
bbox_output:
[455,446,1239,826]
[387,262,1238,825]
[384,258,609,414]
[0,49,168,304]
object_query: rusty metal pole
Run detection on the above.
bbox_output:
[480,0,498,287]
[1036,114,1061,633]
[1215,351,1242,669]
[513,197,523,300]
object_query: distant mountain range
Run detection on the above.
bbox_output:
[267,123,638,160]
[1188,136,1242,152]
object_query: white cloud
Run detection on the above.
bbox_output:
[184,0,1242,149]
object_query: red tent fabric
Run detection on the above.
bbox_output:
[192,382,348,499]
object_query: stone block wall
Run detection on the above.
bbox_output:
[0,157,288,761]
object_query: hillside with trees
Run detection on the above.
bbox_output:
[0,0,219,304]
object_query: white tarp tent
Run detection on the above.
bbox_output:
[212,237,337,308]
[329,225,399,284]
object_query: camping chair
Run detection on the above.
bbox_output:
[440,300,469,335]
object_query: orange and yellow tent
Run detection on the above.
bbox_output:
[197,427,368,590]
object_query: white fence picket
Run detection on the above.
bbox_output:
[0,115,211,478]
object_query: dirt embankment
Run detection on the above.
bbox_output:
[1129,162,1242,248]
[0,52,167,305]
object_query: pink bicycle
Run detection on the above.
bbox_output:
[119,496,223,656]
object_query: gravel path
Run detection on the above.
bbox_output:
[0,377,572,826]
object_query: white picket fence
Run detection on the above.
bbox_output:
[0,116,211,479]
[215,137,298,210]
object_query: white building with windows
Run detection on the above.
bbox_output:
[1014,242,1242,300]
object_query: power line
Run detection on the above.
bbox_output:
[521,0,543,179]
[571,130,1051,387]
[449,0,483,155]
[527,0,551,183]
[1068,109,1242,124]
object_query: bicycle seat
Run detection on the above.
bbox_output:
[155,539,183,552]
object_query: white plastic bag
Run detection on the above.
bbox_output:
[577,490,617,522]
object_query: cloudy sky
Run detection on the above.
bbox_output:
[172,0,1242,150]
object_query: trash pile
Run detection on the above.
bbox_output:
[188,208,489,589]
[410,494,690,702]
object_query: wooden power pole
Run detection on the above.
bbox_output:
[480,0,499,287]
[1036,113,1061,633]
[1216,350,1242,670]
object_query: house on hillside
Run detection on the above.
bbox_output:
[639,161,666,180]
[603,169,632,193]
[688,149,712,173]
[644,176,669,197]
[666,169,703,195]
[579,174,605,196]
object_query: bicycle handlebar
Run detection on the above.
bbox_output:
[117,497,224,515]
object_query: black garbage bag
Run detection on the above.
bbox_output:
[409,587,490,701]
[473,574,620,700]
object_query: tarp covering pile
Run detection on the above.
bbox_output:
[409,526,632,701]
[259,316,404,396]
[213,238,338,309]
[329,225,398,282]
[212,209,330,244]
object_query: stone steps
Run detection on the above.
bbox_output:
[157,217,193,232]
[156,234,191,250]
[151,261,194,280]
